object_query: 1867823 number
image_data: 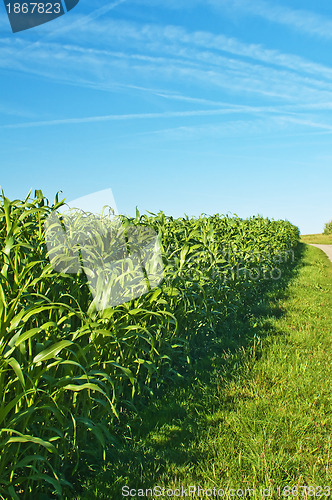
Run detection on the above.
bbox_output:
[4,0,78,33]
[5,2,62,14]
[277,485,331,497]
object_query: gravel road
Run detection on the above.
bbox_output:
[308,244,332,263]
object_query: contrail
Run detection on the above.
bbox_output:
[13,0,127,57]
[2,106,287,129]
[52,0,127,36]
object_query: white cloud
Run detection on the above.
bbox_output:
[1,106,280,129]
[2,6,332,136]
[207,0,332,39]
[2,21,332,108]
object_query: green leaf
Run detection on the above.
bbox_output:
[106,361,137,385]
[6,358,25,389]
[62,383,119,419]
[33,340,73,364]
[2,429,57,454]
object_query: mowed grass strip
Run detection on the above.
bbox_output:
[76,243,332,499]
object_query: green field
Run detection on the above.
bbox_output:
[1,191,331,499]
[300,233,332,244]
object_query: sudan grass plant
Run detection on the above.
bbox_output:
[0,190,300,498]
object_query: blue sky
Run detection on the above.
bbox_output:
[1,0,332,234]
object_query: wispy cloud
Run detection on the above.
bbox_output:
[2,21,332,108]
[279,116,332,132]
[2,5,332,137]
[1,105,284,129]
[63,17,332,79]
[109,0,332,41]
[7,0,128,63]
[37,17,332,97]
[207,0,332,40]
[124,113,332,142]
[0,103,37,118]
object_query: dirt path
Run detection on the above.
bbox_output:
[308,244,332,263]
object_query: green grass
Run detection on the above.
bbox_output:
[74,243,332,499]
[300,233,332,244]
